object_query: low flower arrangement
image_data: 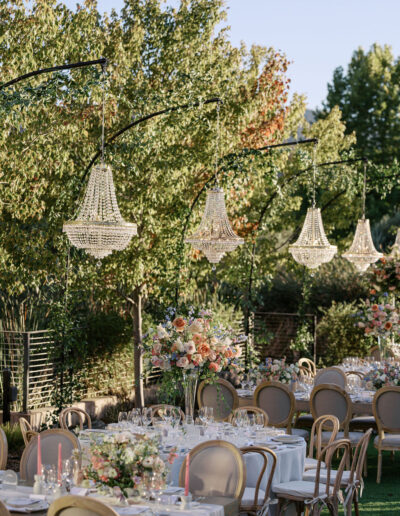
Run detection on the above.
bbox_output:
[364,363,400,390]
[145,308,245,378]
[84,433,170,496]
[258,358,300,384]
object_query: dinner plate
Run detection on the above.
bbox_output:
[6,498,39,507]
[272,435,303,444]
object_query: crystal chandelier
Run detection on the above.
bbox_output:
[289,145,337,268]
[185,102,244,263]
[185,187,244,263]
[63,65,137,260]
[63,163,137,259]
[342,161,382,271]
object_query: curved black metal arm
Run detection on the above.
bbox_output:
[174,138,318,305]
[0,58,107,91]
[81,97,223,183]
[244,156,367,335]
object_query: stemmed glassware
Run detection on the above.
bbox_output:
[118,412,128,428]
[199,406,213,426]
[141,407,152,428]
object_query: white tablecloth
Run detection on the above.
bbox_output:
[0,485,223,516]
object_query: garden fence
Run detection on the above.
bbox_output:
[251,311,317,363]
[0,329,135,411]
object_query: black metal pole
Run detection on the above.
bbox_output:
[2,369,11,424]
[81,97,223,184]
[0,58,107,91]
[174,138,318,306]
[246,156,367,323]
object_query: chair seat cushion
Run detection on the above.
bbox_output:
[302,469,351,486]
[274,480,332,499]
[350,416,376,425]
[240,486,266,506]
[202,496,239,516]
[292,428,309,440]
[321,431,364,445]
[374,434,400,447]
[304,457,326,470]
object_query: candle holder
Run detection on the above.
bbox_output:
[33,474,44,495]
[180,493,192,510]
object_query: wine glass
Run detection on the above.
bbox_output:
[150,472,165,508]
[170,407,181,428]
[141,407,152,428]
[118,412,128,427]
[254,413,265,432]
[61,459,73,492]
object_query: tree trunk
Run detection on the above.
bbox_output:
[132,286,144,408]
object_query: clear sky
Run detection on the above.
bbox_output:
[63,0,400,110]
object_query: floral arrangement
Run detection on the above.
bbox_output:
[368,256,400,298]
[145,308,244,377]
[357,299,400,338]
[258,358,300,384]
[84,433,170,496]
[364,363,400,390]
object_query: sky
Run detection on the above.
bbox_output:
[63,0,400,110]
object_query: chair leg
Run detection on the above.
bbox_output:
[363,453,368,477]
[354,495,360,516]
[377,449,382,483]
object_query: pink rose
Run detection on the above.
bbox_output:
[177,356,189,368]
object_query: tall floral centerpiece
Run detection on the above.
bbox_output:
[358,257,400,358]
[144,309,244,419]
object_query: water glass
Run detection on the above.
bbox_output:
[118,412,128,427]
[170,407,181,427]
[141,407,152,427]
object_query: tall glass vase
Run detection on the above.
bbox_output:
[182,371,198,423]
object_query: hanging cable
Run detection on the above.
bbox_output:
[362,159,367,219]
[100,61,107,164]
[312,141,317,207]
[214,100,221,184]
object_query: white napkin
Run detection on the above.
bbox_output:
[71,487,89,496]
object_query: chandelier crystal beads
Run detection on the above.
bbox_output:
[63,163,137,259]
[342,218,382,271]
[342,161,381,272]
[289,207,337,268]
[185,187,244,263]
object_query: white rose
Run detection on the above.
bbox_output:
[142,457,154,468]
[188,320,203,333]
[174,338,184,352]
[157,325,169,339]
[184,341,196,354]
[107,468,118,479]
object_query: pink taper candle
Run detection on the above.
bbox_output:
[58,443,62,483]
[184,453,190,496]
[37,434,42,476]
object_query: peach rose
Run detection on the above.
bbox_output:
[224,349,233,358]
[209,362,220,373]
[208,351,217,361]
[371,304,379,311]
[192,333,204,346]
[172,317,186,331]
[385,322,393,330]
[198,343,211,357]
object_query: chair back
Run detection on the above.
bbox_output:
[240,446,277,512]
[314,439,351,500]
[308,414,340,460]
[310,384,352,434]
[59,407,92,431]
[178,440,246,500]
[373,386,400,436]
[228,406,269,427]
[20,429,80,483]
[197,379,239,421]
[0,428,7,470]
[0,500,11,516]
[298,358,316,377]
[348,428,372,486]
[253,381,295,431]
[314,367,347,389]
[48,495,119,516]
[150,404,185,423]
[19,417,35,447]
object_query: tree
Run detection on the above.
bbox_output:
[317,43,400,221]
[0,0,292,406]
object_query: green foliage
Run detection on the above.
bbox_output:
[1,422,24,455]
[317,301,370,365]
[290,321,313,356]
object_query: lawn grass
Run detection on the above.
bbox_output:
[320,442,400,515]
